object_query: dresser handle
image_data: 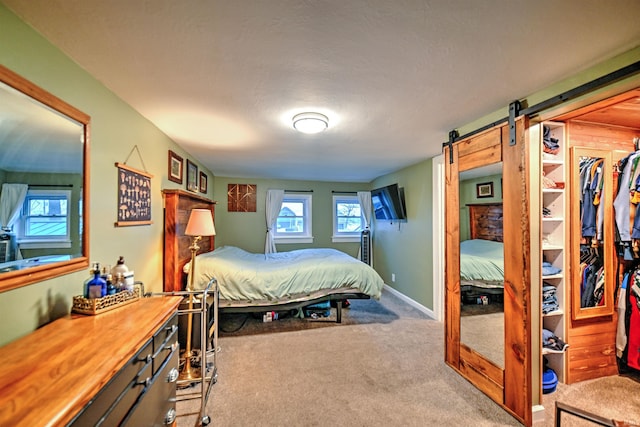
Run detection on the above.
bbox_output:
[167,367,179,383]
[164,408,176,425]
[137,377,151,388]
[167,324,178,334]
[165,342,178,352]
[138,353,152,364]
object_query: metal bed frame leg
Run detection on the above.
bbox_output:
[336,300,342,323]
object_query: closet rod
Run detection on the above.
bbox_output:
[442,59,640,147]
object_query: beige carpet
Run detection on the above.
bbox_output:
[176,288,640,426]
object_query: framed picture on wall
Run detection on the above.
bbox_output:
[476,182,494,198]
[186,159,198,192]
[199,171,208,193]
[168,150,183,184]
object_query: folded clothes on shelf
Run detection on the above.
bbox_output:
[542,283,559,314]
[543,328,569,353]
[543,125,560,155]
[542,261,562,277]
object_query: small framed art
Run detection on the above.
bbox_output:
[168,150,183,184]
[199,171,208,193]
[186,159,198,192]
[476,182,494,198]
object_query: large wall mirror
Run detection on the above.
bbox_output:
[0,65,90,293]
[459,163,504,369]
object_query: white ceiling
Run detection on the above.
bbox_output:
[4,0,640,182]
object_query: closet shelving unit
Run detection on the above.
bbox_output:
[540,121,568,382]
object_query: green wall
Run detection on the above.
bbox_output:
[212,176,370,257]
[371,159,433,309]
[0,4,213,346]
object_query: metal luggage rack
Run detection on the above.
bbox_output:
[152,278,218,426]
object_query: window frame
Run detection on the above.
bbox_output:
[332,195,365,243]
[17,189,72,249]
[274,193,313,244]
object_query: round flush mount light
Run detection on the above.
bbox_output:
[292,112,329,134]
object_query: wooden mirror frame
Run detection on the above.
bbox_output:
[445,120,532,426]
[0,65,90,293]
[569,148,614,320]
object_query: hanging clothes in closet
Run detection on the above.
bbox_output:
[578,156,606,308]
[613,137,640,373]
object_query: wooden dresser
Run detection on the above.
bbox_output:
[0,296,182,426]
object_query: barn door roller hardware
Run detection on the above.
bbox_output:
[446,130,459,164]
[442,59,640,149]
[509,100,521,146]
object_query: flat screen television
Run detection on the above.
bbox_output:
[371,183,407,220]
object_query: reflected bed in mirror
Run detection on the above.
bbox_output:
[459,163,504,368]
[0,65,89,292]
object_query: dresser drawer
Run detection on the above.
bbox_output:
[70,340,153,426]
[123,346,179,426]
[153,313,178,374]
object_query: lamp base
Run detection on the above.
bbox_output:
[178,364,202,383]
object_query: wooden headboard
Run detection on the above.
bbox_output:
[467,203,503,242]
[163,189,216,292]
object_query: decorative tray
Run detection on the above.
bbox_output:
[72,284,142,315]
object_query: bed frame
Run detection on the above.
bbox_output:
[162,189,369,323]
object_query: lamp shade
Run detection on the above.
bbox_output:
[185,209,216,236]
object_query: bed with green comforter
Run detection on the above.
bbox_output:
[186,246,384,316]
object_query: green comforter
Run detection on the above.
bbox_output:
[187,246,384,303]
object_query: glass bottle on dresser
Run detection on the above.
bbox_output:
[85,263,107,298]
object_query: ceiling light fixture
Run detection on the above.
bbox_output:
[292,112,329,134]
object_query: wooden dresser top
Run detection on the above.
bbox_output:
[0,296,182,426]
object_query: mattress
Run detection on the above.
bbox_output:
[459,239,504,283]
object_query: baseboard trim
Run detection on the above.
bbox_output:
[532,404,545,425]
[383,284,435,320]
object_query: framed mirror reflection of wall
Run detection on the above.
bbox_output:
[0,65,90,293]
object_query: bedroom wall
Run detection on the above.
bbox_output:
[0,4,213,346]
[211,176,370,257]
[371,159,434,310]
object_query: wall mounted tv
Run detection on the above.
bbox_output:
[371,183,407,220]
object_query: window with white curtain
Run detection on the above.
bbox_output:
[274,193,313,243]
[332,195,364,242]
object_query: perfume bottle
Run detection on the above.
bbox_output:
[86,263,107,299]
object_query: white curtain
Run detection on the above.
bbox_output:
[264,189,284,254]
[357,191,372,262]
[0,183,28,231]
